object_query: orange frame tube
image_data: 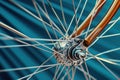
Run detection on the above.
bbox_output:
[71,0,120,47]
[71,0,106,38]
[84,0,120,46]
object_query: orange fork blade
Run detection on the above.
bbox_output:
[71,0,106,38]
[84,0,120,47]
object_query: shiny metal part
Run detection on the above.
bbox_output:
[53,38,87,66]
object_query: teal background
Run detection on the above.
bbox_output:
[0,0,120,80]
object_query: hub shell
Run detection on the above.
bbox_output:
[54,38,87,66]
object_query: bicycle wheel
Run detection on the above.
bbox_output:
[0,0,120,80]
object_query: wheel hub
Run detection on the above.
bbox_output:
[53,38,87,66]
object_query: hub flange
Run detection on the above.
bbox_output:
[54,38,87,66]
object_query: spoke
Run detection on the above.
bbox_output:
[0,43,54,48]
[89,53,119,79]
[84,5,97,38]
[61,67,72,80]
[87,47,120,60]
[98,33,120,39]
[26,54,55,80]
[65,0,81,35]
[53,65,61,80]
[83,28,94,35]
[34,0,65,38]
[0,35,56,46]
[60,0,67,29]
[32,0,53,43]
[77,28,94,37]
[72,0,78,35]
[0,22,28,38]
[56,66,65,80]
[0,33,63,57]
[76,0,88,27]
[47,0,66,32]
[106,58,120,63]
[84,15,93,38]
[0,22,49,49]
[84,60,90,80]
[65,66,71,80]
[70,0,99,38]
[88,17,120,48]
[18,65,57,80]
[0,22,63,54]
[0,37,67,42]
[0,44,46,48]
[71,66,76,80]
[0,64,59,72]
[80,65,88,80]
[41,0,58,39]
[76,66,96,80]
[95,56,120,65]
[109,19,120,24]
[0,33,52,54]
[42,43,55,45]
[9,0,64,37]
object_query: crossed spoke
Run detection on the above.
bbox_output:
[0,0,119,80]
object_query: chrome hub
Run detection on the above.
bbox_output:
[54,38,87,66]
